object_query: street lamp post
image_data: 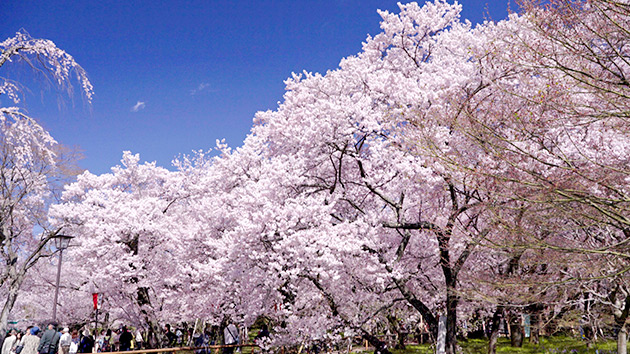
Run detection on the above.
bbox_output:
[52,234,74,322]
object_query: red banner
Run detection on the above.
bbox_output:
[92,293,98,310]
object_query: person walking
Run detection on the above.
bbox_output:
[59,328,71,354]
[111,330,120,352]
[14,327,29,354]
[101,330,112,353]
[78,331,93,354]
[68,330,79,354]
[13,330,24,354]
[134,328,143,350]
[38,324,60,354]
[2,329,17,354]
[118,327,132,352]
[94,331,103,353]
[222,323,239,354]
[20,327,40,354]
[162,325,176,348]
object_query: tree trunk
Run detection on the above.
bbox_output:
[0,273,26,346]
[529,312,539,345]
[509,321,523,347]
[618,325,628,354]
[487,307,503,354]
[397,332,406,350]
[507,311,524,347]
[612,292,630,354]
[391,278,438,341]
[445,284,458,354]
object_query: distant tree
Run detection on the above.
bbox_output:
[49,151,223,343]
[0,30,92,342]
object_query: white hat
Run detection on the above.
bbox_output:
[63,328,69,333]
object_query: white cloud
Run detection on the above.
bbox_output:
[190,83,210,96]
[131,101,146,112]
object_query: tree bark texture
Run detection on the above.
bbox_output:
[445,286,458,354]
[487,307,503,354]
[618,326,627,354]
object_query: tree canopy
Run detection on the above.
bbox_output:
[4,1,630,354]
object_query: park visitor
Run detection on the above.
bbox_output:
[222,322,239,354]
[12,330,23,354]
[163,325,176,348]
[38,324,60,354]
[20,327,40,354]
[68,330,79,354]
[77,330,93,354]
[118,327,132,351]
[134,328,143,350]
[2,329,17,354]
[94,330,105,353]
[59,328,71,354]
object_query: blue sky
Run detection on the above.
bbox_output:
[1,1,513,175]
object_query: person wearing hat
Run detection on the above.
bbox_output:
[20,327,40,354]
[59,328,71,354]
[37,324,60,354]
[78,330,93,353]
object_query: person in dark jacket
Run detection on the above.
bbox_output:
[163,325,176,348]
[118,327,133,351]
[78,330,94,353]
[38,324,60,354]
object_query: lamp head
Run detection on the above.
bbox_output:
[53,234,74,250]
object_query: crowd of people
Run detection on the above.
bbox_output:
[2,321,269,354]
[1,323,145,354]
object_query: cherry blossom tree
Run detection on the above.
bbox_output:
[7,256,94,327]
[177,3,507,353]
[48,152,214,340]
[424,0,630,352]
[0,30,92,342]
[44,2,630,354]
